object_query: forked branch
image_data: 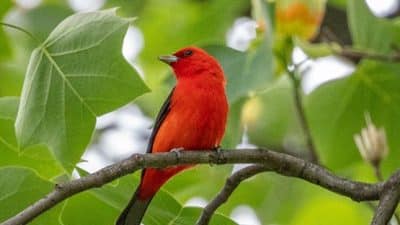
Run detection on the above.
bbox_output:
[2,149,398,225]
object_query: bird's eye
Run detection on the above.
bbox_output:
[183,50,193,57]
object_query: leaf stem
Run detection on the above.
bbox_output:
[333,46,400,63]
[0,22,40,44]
[372,163,384,182]
[286,63,319,164]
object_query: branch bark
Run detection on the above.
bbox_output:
[1,148,396,225]
[196,165,268,225]
[371,173,400,225]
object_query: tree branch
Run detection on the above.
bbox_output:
[1,148,395,225]
[371,173,400,225]
[196,165,268,225]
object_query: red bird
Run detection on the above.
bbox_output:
[116,46,229,225]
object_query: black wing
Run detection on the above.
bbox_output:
[146,87,175,153]
[116,88,175,225]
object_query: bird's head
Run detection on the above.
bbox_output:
[159,46,225,83]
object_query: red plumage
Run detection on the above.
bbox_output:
[117,46,228,225]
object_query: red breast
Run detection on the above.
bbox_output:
[154,46,228,152]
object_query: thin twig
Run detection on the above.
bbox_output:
[316,26,400,63]
[275,41,319,163]
[196,165,268,225]
[335,47,400,63]
[1,148,392,225]
[286,66,319,164]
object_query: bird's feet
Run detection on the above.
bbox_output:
[212,145,222,151]
[171,147,184,162]
[210,145,226,165]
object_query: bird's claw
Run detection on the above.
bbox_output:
[171,147,184,162]
[212,145,222,151]
[209,146,226,166]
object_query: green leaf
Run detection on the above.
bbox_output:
[206,0,273,103]
[295,38,339,58]
[288,184,371,225]
[136,0,249,87]
[30,204,64,225]
[2,4,73,91]
[134,85,172,118]
[0,167,55,223]
[15,9,149,171]
[0,97,23,153]
[328,0,346,8]
[0,0,12,60]
[306,61,400,170]
[0,63,24,97]
[145,191,183,225]
[0,4,73,99]
[216,172,370,225]
[89,169,238,225]
[90,173,140,211]
[105,0,146,16]
[171,207,238,225]
[348,0,400,53]
[0,0,12,19]
[61,192,119,225]
[245,77,306,151]
[163,165,233,202]
[5,4,73,47]
[0,97,18,120]
[206,44,273,103]
[221,99,246,148]
[90,173,182,225]
[0,97,62,178]
[204,46,246,102]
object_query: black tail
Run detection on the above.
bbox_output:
[116,188,153,225]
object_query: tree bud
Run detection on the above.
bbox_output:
[354,113,388,166]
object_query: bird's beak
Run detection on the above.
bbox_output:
[158,55,179,64]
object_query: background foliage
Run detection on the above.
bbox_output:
[0,0,399,224]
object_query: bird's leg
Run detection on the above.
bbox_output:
[171,147,184,163]
[210,145,226,164]
[212,145,221,151]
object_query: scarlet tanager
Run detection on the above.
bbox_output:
[116,46,229,225]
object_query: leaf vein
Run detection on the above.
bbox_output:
[0,136,18,152]
[45,20,102,48]
[65,73,131,85]
[47,21,127,57]
[41,47,96,116]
